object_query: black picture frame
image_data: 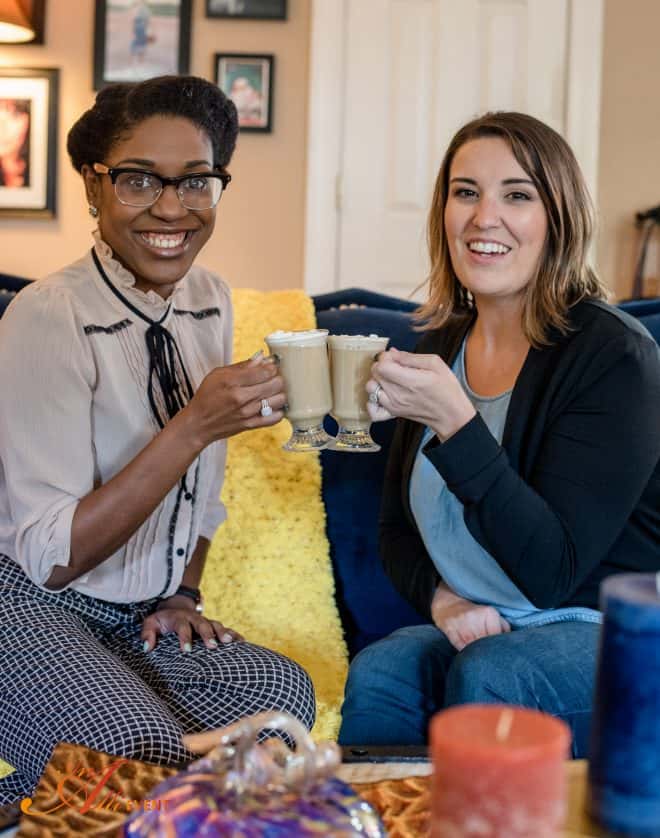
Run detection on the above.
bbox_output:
[93,0,192,90]
[206,0,286,20]
[215,52,274,133]
[27,0,46,44]
[0,67,58,218]
[0,0,47,45]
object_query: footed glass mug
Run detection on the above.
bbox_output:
[265,329,333,452]
[328,333,389,452]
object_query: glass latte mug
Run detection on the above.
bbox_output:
[265,329,333,452]
[328,333,389,452]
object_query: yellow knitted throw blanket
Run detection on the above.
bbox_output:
[0,288,348,781]
[202,289,348,740]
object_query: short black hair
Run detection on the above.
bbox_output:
[67,75,239,172]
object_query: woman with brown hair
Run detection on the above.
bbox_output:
[338,111,660,757]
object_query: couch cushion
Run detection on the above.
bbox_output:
[314,287,419,314]
[204,289,348,740]
[618,299,660,343]
[316,302,425,656]
[0,274,31,318]
[0,289,17,318]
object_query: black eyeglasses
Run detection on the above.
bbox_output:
[93,163,231,210]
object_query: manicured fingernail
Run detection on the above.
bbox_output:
[207,638,218,648]
[250,350,263,360]
[221,633,233,644]
[183,642,192,653]
[143,641,150,653]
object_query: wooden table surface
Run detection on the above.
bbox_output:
[564,760,620,838]
[338,759,619,837]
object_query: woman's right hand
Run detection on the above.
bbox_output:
[431,582,510,651]
[186,354,286,447]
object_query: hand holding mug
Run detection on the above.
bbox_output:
[367,347,475,441]
[187,354,285,447]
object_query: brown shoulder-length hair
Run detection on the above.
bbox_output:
[415,111,608,345]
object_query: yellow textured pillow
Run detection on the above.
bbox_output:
[202,288,348,740]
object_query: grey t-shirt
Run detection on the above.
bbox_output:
[409,338,601,628]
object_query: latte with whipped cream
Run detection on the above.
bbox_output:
[265,329,332,428]
[328,334,389,430]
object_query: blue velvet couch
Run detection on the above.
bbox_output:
[2,275,659,658]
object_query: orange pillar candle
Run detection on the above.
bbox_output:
[430,705,571,838]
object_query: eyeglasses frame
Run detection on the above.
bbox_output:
[92,162,232,209]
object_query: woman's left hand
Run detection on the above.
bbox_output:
[141,596,243,653]
[366,347,476,441]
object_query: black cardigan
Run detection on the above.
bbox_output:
[380,300,660,620]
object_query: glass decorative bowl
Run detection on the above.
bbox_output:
[122,711,386,837]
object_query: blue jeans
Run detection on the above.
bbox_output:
[338,622,600,758]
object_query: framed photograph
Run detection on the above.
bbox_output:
[215,53,274,133]
[0,0,47,45]
[93,0,192,90]
[0,67,58,218]
[206,0,286,20]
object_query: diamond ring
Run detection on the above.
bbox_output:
[260,398,273,417]
[368,383,383,406]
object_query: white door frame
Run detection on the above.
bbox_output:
[303,0,604,296]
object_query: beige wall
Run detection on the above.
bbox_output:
[1,1,658,299]
[0,0,310,290]
[596,0,660,299]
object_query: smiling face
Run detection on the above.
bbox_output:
[443,136,548,307]
[82,115,217,298]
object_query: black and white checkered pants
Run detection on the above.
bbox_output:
[0,556,316,805]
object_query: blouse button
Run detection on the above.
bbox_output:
[185,492,193,501]
[176,548,185,556]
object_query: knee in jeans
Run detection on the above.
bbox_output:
[445,640,512,705]
[344,651,371,693]
[346,643,392,689]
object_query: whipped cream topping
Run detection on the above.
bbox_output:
[328,333,389,350]
[265,328,329,347]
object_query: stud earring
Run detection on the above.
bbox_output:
[88,205,99,218]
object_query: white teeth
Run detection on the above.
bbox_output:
[140,232,187,249]
[468,241,510,255]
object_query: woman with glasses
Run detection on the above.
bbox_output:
[0,75,315,805]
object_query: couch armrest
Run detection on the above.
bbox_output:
[313,287,419,314]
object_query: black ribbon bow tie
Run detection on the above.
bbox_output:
[92,248,194,429]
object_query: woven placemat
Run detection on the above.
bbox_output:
[352,775,431,838]
[16,742,175,837]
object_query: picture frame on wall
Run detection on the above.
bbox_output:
[93,0,192,90]
[0,67,58,218]
[206,0,286,21]
[215,53,274,133]
[0,0,47,45]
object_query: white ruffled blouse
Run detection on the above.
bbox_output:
[0,234,232,602]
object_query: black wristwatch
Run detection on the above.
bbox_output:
[170,584,204,614]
